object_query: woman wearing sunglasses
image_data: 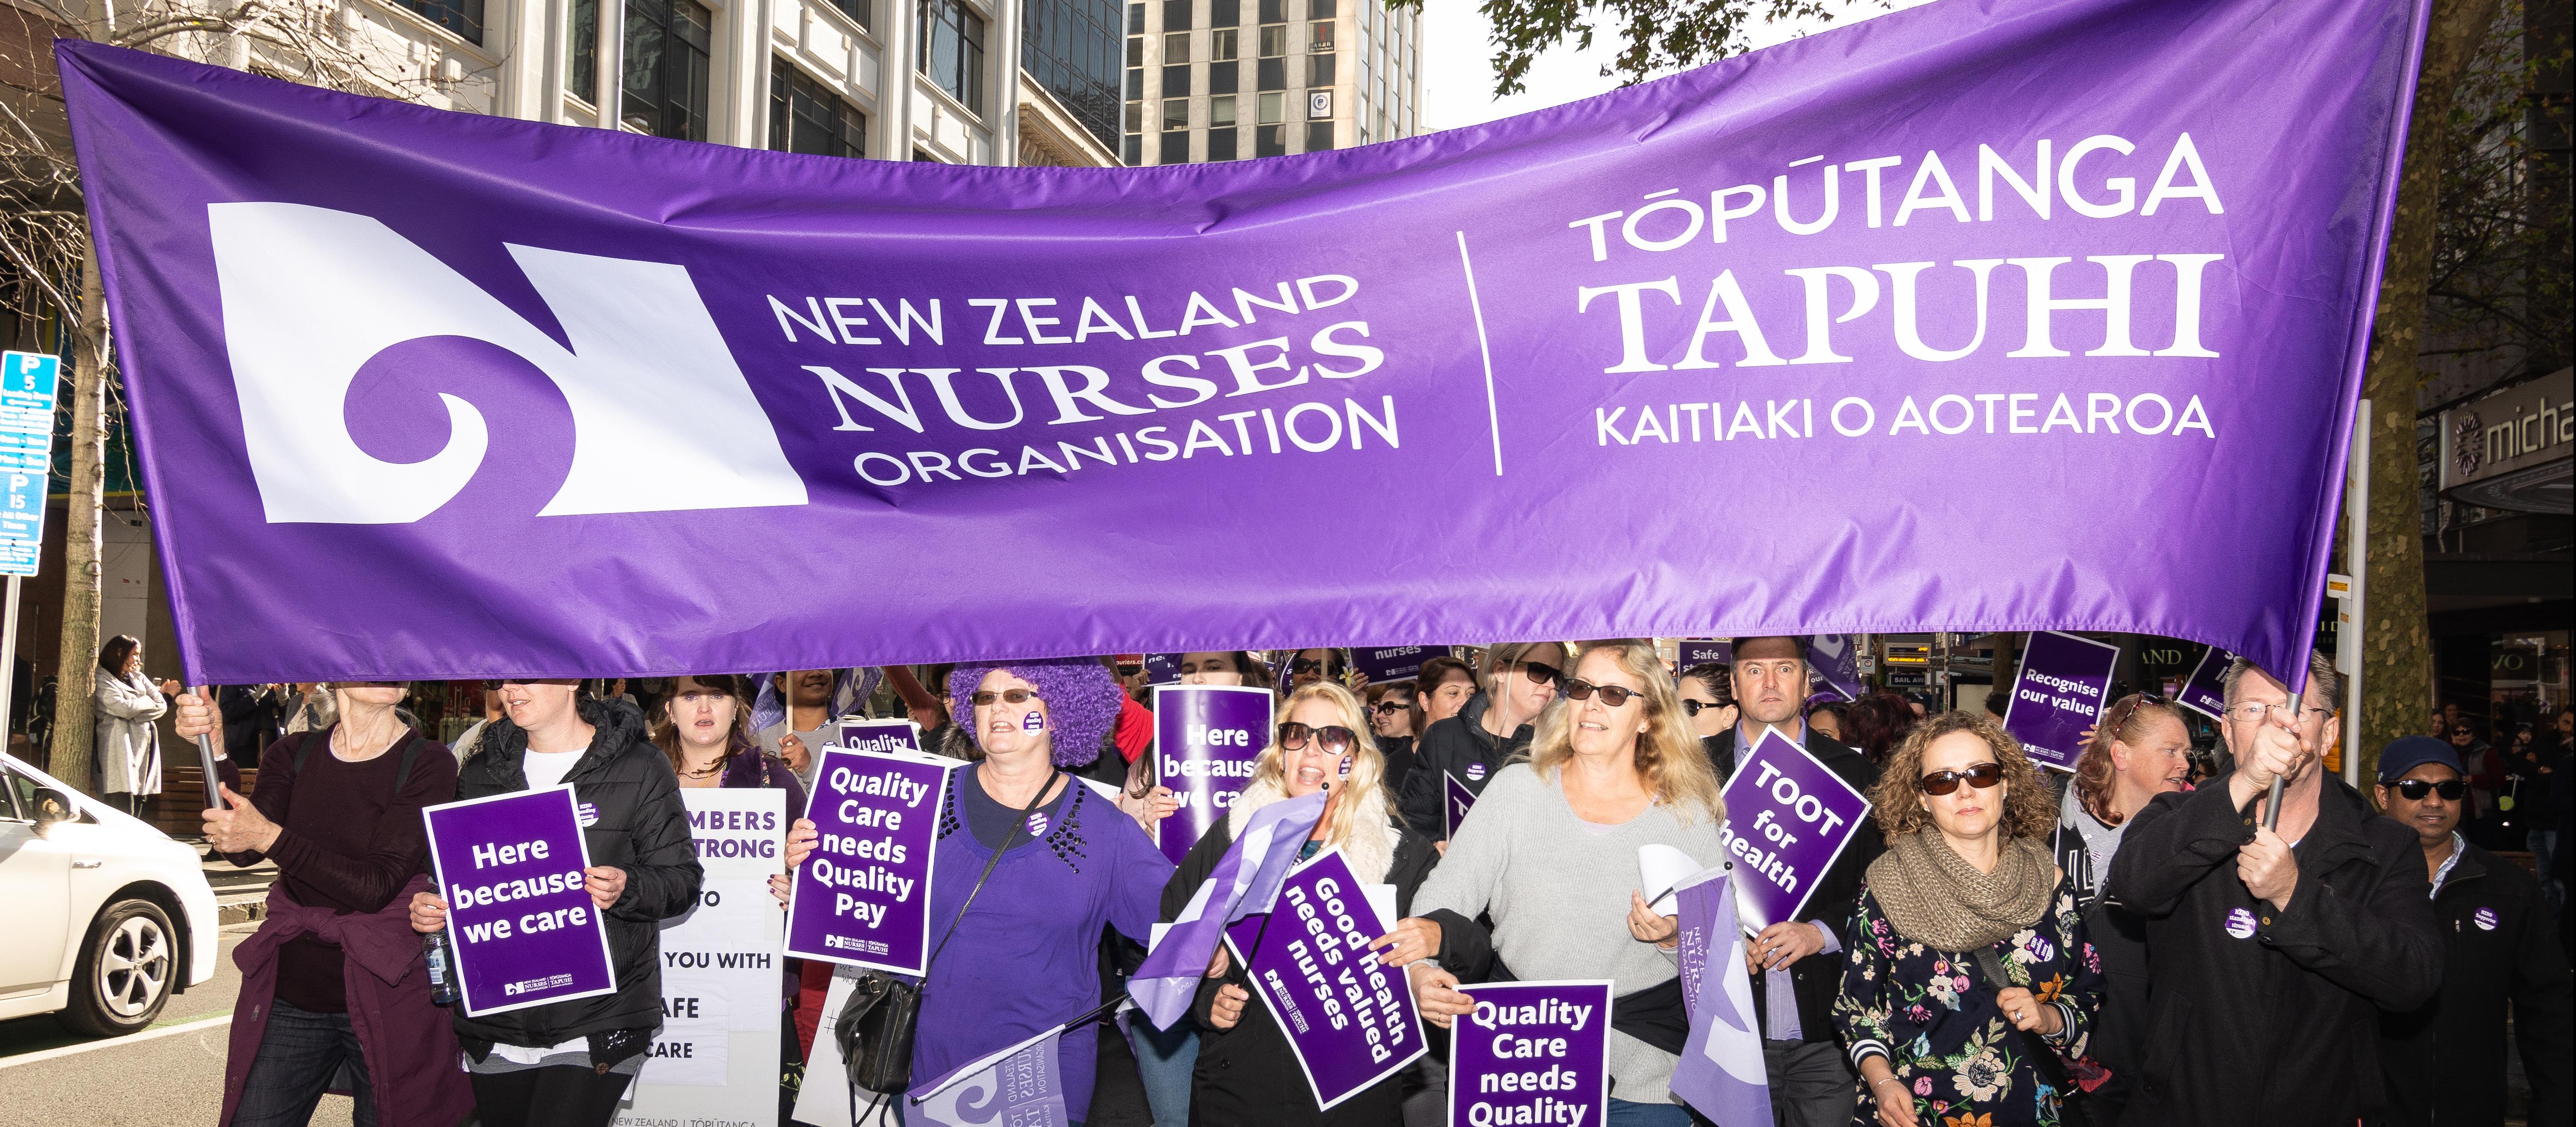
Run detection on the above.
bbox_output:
[1675,662,1737,742]
[1397,640,1567,841]
[1161,681,1441,1125]
[1405,640,1726,1127]
[1835,712,2102,1127]
[1365,682,1420,795]
[2051,693,2189,1122]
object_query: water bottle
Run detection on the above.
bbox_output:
[423,929,459,1005]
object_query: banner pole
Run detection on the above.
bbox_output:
[2343,401,2370,786]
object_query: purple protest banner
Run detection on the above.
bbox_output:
[1670,871,1770,1125]
[1717,729,1873,931]
[2003,631,2123,771]
[1220,849,1426,1110]
[909,1023,1071,1127]
[61,0,2423,690]
[1142,654,1183,685]
[786,746,951,973]
[1352,646,1443,684]
[421,785,616,1018]
[833,717,924,755]
[1443,772,1477,840]
[1448,980,1612,1127]
[2177,644,2235,720]
[1805,636,1863,703]
[1677,641,1735,670]
[1152,685,1271,865]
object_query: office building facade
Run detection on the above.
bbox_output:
[1121,0,1421,165]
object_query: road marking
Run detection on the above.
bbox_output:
[0,1014,231,1070]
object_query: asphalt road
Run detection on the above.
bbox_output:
[0,924,355,1127]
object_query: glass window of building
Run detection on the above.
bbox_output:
[1307,53,1332,85]
[1161,0,1190,29]
[1125,101,1142,132]
[1256,123,1285,157]
[917,0,988,116]
[1025,0,1121,146]
[569,0,596,96]
[1258,23,1285,56]
[1211,27,1238,60]
[1306,121,1333,151]
[1210,94,1237,126]
[1257,0,1282,22]
[1211,0,1239,25]
[1127,34,1144,66]
[401,0,484,44]
[1128,1,1144,31]
[1307,19,1332,51]
[1161,96,1188,129]
[770,62,869,157]
[621,0,713,140]
[1257,90,1283,124]
[1163,30,1191,63]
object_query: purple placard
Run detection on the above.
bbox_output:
[1447,980,1612,1127]
[1142,653,1183,685]
[1806,635,1863,702]
[2177,644,2234,720]
[1677,641,1734,669]
[2002,631,2122,771]
[1352,646,1441,684]
[421,785,616,1018]
[1152,684,1272,865]
[1716,729,1873,931]
[1443,772,1476,840]
[835,717,924,755]
[1671,873,1771,1124]
[786,746,952,973]
[1221,850,1426,1110]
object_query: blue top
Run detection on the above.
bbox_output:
[912,768,1172,1110]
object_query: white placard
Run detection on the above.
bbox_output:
[615,787,787,1126]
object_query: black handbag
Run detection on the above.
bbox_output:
[836,769,1059,1099]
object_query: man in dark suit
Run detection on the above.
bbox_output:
[219,683,290,769]
[1703,635,1886,1127]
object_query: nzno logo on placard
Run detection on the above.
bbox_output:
[208,203,806,523]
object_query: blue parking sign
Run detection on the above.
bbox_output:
[0,352,59,577]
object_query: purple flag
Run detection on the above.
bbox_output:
[2003,631,2122,771]
[1443,771,1477,840]
[1717,728,1873,931]
[1152,685,1272,865]
[1221,849,1425,1109]
[2176,644,2235,720]
[59,0,2423,689]
[785,746,950,973]
[1806,636,1863,703]
[909,1023,1070,1127]
[421,786,617,1017]
[1448,981,1612,1127]
[1128,789,1327,1028]
[1671,872,1771,1126]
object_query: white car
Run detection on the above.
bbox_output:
[0,754,220,1035]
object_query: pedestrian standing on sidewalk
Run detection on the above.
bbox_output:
[178,682,474,1127]
[409,679,704,1127]
[92,635,171,819]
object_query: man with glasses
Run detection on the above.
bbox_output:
[2372,735,2570,1127]
[1397,641,1565,843]
[2107,652,2441,1126]
[1706,636,1882,1127]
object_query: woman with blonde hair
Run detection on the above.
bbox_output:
[1161,679,1441,1125]
[1403,639,1727,1126]
[1835,712,2102,1127]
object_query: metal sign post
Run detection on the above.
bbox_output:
[0,351,62,753]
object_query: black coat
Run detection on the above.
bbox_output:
[2373,840,2572,1127]
[219,685,289,764]
[2105,772,2441,1126]
[2047,806,2152,1125]
[448,698,704,1061]
[1159,807,1440,1126]
[1703,727,1883,1044]
[1395,694,1528,839]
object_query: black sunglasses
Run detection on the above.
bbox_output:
[1920,762,2005,796]
[1561,678,1642,708]
[1509,660,1563,686]
[1278,723,1357,753]
[1290,658,1329,675]
[970,688,1041,706]
[2393,779,2467,801]
[1679,698,1728,717]
[1372,700,1412,715]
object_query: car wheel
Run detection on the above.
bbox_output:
[57,898,177,1037]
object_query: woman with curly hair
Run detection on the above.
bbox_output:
[781,656,1173,1121]
[1834,712,2103,1127]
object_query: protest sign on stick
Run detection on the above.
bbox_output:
[1678,641,1734,669]
[1447,980,1611,1127]
[1152,684,1272,865]
[422,785,617,1018]
[1716,729,1872,932]
[2003,631,2122,772]
[1669,869,1770,1125]
[1352,646,1443,684]
[786,746,952,973]
[1221,849,1426,1110]
[835,717,923,754]
[2177,644,2235,721]
[1806,635,1863,702]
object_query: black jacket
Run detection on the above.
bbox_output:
[448,698,704,1062]
[1704,727,1883,1044]
[1161,807,1440,1126]
[2047,803,2152,1124]
[220,685,289,764]
[1396,694,1529,839]
[2105,772,2441,1126]
[2373,840,2571,1127]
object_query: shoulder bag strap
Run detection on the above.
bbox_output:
[920,767,1058,976]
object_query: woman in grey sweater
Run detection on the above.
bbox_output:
[1401,639,1727,1126]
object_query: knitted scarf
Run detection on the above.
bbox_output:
[1865,829,2055,951]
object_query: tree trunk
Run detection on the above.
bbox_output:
[46,240,108,794]
[2358,0,2500,782]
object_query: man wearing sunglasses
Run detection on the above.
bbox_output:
[1396,641,1566,844]
[2372,736,2571,1127]
[1703,636,1883,1127]
[2106,652,2441,1127]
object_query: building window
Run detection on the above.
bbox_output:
[1125,100,1143,132]
[1257,56,1283,90]
[1125,134,1142,163]
[1209,94,1237,127]
[1208,127,1238,160]
[1128,1,1144,32]
[1307,54,1333,85]
[771,61,869,157]
[1256,91,1283,125]
[1306,121,1333,151]
[1161,96,1188,129]
[1127,34,1144,66]
[1308,0,1332,16]
[1256,123,1285,157]
[1211,27,1238,60]
[1258,0,1282,22]
[1257,23,1285,56]
[1161,0,1191,29]
[1026,0,1122,146]
[1128,66,1143,98]
[1162,62,1190,95]
[621,0,712,140]
[569,0,596,95]
[400,0,484,44]
[1307,19,1332,51]
[1162,30,1191,63]
[832,0,874,29]
[1159,131,1188,163]
[1211,0,1239,25]
[1208,60,1237,93]
[917,0,988,116]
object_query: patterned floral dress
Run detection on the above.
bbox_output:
[1832,874,2104,1127]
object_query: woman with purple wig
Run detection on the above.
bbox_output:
[783,656,1173,1124]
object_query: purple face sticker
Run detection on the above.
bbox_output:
[1025,810,1051,838]
[1022,710,1044,732]
[1467,763,1487,781]
[1338,753,1352,778]
[2224,907,2258,940]
[2473,907,2498,931]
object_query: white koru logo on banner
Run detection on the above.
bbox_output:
[207,202,807,523]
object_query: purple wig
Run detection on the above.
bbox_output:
[946,658,1124,767]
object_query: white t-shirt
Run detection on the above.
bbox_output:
[521,745,585,791]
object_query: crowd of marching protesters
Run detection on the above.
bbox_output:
[149,635,2571,1127]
